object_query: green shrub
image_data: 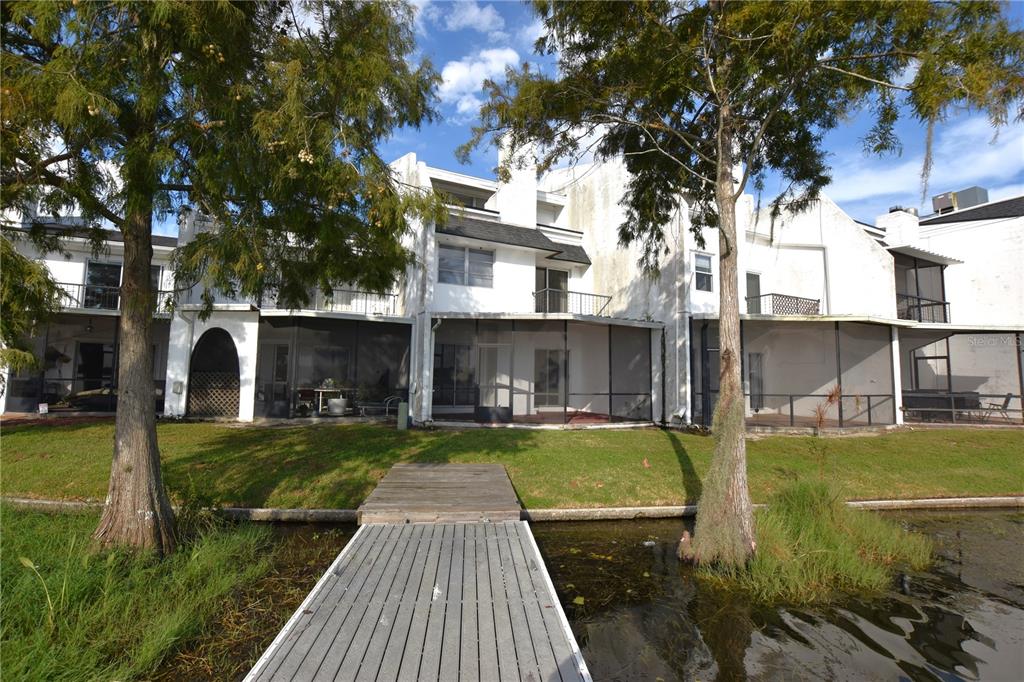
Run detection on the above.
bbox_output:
[0,506,273,681]
[700,481,932,603]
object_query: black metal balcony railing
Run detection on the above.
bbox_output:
[58,282,175,314]
[260,289,398,316]
[745,293,820,315]
[534,289,611,316]
[896,293,950,323]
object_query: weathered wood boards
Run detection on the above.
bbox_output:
[246,521,590,682]
[357,464,522,524]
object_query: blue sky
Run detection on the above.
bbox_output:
[154,1,1024,235]
[384,0,1024,224]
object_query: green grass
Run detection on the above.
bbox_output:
[2,421,1022,509]
[0,506,273,680]
[701,481,933,603]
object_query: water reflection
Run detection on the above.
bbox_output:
[531,511,1024,681]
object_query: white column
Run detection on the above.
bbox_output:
[235,313,259,422]
[163,309,259,422]
[164,311,195,418]
[0,366,8,414]
[650,327,663,423]
[891,325,904,425]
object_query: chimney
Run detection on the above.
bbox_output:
[494,135,537,228]
[875,207,920,245]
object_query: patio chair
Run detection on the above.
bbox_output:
[981,393,1013,423]
[293,388,316,417]
[357,395,402,417]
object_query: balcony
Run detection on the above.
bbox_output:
[533,289,611,316]
[58,283,175,315]
[746,293,820,316]
[260,289,398,316]
[897,293,950,323]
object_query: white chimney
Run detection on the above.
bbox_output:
[494,136,537,228]
[875,207,920,245]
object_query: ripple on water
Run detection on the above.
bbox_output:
[531,510,1024,682]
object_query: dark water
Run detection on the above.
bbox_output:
[532,511,1024,682]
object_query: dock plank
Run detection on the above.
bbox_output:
[248,464,588,682]
[438,524,465,682]
[358,464,521,523]
[484,523,521,682]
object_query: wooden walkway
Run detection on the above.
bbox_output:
[246,521,590,682]
[358,464,521,524]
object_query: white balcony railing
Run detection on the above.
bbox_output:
[260,289,398,316]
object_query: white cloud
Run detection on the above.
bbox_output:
[443,1,504,34]
[410,0,440,33]
[439,47,519,118]
[516,17,545,50]
[988,182,1024,202]
[825,117,1024,215]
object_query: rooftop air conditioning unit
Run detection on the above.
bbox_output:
[932,192,956,215]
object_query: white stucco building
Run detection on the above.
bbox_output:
[4,152,1022,428]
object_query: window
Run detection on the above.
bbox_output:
[535,267,569,312]
[533,349,564,407]
[85,262,121,309]
[746,272,761,313]
[84,262,163,309]
[445,191,489,209]
[695,253,713,292]
[437,245,494,287]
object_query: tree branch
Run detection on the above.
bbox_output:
[818,64,913,91]
[35,167,125,227]
[157,183,193,192]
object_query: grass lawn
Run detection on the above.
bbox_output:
[0,506,274,680]
[1,421,1022,509]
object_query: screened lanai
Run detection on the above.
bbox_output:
[430,318,655,424]
[692,319,897,428]
[254,317,411,418]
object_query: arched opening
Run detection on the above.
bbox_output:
[187,328,240,419]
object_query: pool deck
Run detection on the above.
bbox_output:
[246,465,591,682]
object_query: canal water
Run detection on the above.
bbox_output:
[532,511,1024,681]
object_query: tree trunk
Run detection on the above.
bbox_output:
[681,102,756,567]
[92,202,176,555]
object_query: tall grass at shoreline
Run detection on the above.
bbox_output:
[700,481,933,604]
[0,506,273,680]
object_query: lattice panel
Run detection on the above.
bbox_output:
[187,370,239,418]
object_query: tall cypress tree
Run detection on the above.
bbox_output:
[463,0,1023,567]
[1,0,443,554]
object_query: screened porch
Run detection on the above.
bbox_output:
[254,317,411,418]
[692,319,897,428]
[430,318,655,425]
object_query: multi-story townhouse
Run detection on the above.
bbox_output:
[880,193,1024,424]
[3,152,1021,428]
[391,148,662,426]
[1,225,177,415]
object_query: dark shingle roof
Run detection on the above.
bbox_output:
[920,195,1024,226]
[549,244,591,264]
[437,215,591,265]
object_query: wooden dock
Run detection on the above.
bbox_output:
[246,521,590,681]
[358,464,521,524]
[247,464,590,681]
